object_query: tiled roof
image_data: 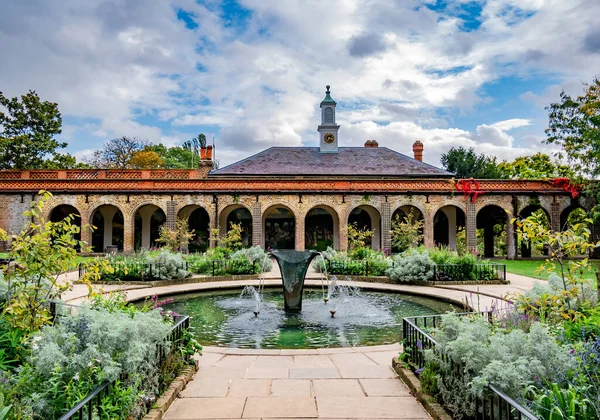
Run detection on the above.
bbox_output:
[211,147,453,177]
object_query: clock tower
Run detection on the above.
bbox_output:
[318,85,340,153]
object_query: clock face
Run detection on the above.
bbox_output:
[324,132,335,144]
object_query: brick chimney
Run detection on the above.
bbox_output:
[412,140,423,161]
[364,140,379,148]
[200,145,213,160]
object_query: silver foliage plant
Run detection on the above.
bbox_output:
[146,250,190,280]
[386,249,434,283]
[425,314,575,418]
[231,246,273,272]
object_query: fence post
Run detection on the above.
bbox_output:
[365,260,369,277]
[212,260,215,277]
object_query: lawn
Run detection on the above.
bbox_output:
[497,258,598,281]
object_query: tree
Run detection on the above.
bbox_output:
[87,136,148,168]
[390,210,424,252]
[346,222,374,251]
[545,78,600,177]
[210,222,244,251]
[146,144,195,168]
[156,217,194,251]
[440,147,505,179]
[128,150,164,169]
[497,153,575,179]
[0,90,77,169]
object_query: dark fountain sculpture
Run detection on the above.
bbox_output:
[270,250,320,312]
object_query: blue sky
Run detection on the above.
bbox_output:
[1,0,599,167]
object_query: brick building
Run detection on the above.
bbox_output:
[0,87,589,258]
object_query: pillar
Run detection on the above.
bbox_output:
[466,203,477,253]
[423,211,434,248]
[507,220,516,259]
[551,202,561,231]
[339,212,348,251]
[252,201,262,247]
[295,215,305,251]
[101,207,118,250]
[167,200,177,230]
[138,206,155,250]
[381,202,392,253]
[445,207,457,250]
[123,211,134,254]
[80,223,92,251]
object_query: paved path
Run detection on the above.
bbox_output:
[164,343,431,420]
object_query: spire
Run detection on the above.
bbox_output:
[321,85,336,105]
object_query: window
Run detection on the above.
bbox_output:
[324,107,334,123]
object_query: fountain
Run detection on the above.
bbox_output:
[270,249,320,312]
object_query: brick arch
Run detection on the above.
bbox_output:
[476,204,510,258]
[44,201,84,222]
[303,204,341,250]
[127,201,168,220]
[129,202,167,251]
[391,202,426,218]
[347,204,382,250]
[218,204,253,247]
[262,203,297,250]
[429,200,467,218]
[86,202,127,226]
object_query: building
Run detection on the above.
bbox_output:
[0,86,590,258]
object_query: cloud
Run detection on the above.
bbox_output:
[347,33,389,57]
[583,29,600,53]
[490,118,531,131]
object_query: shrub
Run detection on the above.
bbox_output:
[386,250,434,283]
[146,249,190,280]
[231,246,273,272]
[425,315,575,418]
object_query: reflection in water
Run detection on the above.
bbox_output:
[163,285,455,349]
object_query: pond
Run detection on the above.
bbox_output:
[161,287,456,349]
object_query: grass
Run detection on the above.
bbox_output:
[497,259,598,281]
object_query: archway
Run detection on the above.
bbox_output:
[518,205,550,257]
[305,206,339,251]
[263,206,295,250]
[477,205,509,258]
[391,205,424,253]
[179,205,210,253]
[91,205,124,252]
[348,205,381,250]
[560,205,587,231]
[134,205,166,250]
[433,206,465,251]
[219,205,252,248]
[50,205,81,243]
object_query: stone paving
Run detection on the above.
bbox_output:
[163,343,432,419]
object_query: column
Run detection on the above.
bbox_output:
[80,223,92,252]
[123,212,134,254]
[423,211,434,248]
[167,200,177,230]
[138,206,155,250]
[484,223,494,257]
[295,215,305,251]
[446,207,457,250]
[339,213,348,252]
[101,207,118,250]
[252,201,262,247]
[507,220,516,259]
[381,202,392,253]
[551,202,561,231]
[466,203,477,253]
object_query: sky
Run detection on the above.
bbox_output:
[1,0,599,168]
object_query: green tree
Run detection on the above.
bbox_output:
[545,78,600,177]
[390,210,424,252]
[146,144,195,168]
[440,147,505,179]
[156,217,194,251]
[0,191,106,333]
[0,90,77,169]
[87,136,148,168]
[498,153,575,179]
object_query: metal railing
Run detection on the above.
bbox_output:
[210,259,259,276]
[433,263,506,281]
[327,259,391,277]
[58,315,191,420]
[402,314,536,420]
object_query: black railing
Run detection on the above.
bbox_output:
[402,314,536,420]
[58,315,191,420]
[327,259,391,277]
[433,263,505,281]
[209,259,259,276]
[79,260,188,281]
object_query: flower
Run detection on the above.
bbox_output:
[73,372,80,381]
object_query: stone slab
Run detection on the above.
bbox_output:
[163,397,246,419]
[330,353,378,368]
[359,379,411,397]
[294,355,336,368]
[270,379,312,396]
[246,367,289,379]
[215,355,258,369]
[253,355,294,368]
[337,365,397,379]
[196,367,246,379]
[180,377,230,398]
[290,368,340,379]
[228,379,271,397]
[316,396,429,419]
[363,351,399,366]
[243,396,317,418]
[312,379,364,397]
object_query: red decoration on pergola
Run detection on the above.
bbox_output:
[455,178,484,203]
[551,178,580,199]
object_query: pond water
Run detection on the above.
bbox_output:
[161,287,456,349]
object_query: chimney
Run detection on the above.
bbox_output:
[364,140,379,148]
[412,140,423,161]
[206,145,213,160]
[200,145,213,160]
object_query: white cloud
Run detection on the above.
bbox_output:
[490,119,531,131]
